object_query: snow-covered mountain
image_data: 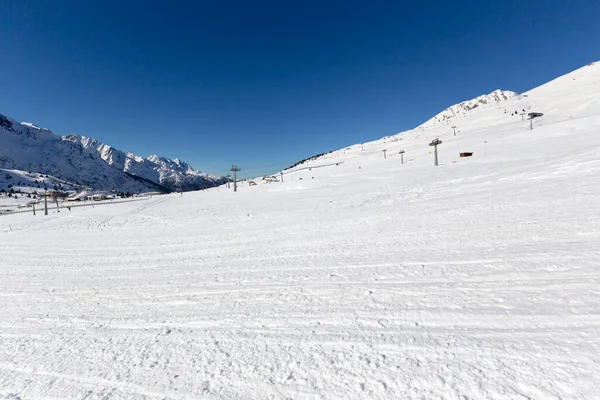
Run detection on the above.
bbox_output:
[63,134,226,191]
[419,89,520,128]
[0,116,227,193]
[286,61,600,178]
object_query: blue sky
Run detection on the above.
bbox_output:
[1,0,598,177]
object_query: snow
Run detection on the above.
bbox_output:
[1,62,600,399]
[19,122,43,130]
[419,90,520,129]
[0,119,226,194]
[68,190,115,200]
[0,169,83,214]
[62,134,227,192]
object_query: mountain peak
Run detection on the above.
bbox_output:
[146,154,161,163]
[418,89,519,128]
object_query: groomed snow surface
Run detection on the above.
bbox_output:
[1,63,600,399]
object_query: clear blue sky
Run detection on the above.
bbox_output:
[1,0,598,177]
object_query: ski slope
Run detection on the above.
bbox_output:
[1,63,600,399]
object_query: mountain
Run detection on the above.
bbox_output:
[283,61,600,176]
[280,89,522,174]
[62,134,226,191]
[269,63,600,181]
[0,115,227,193]
[418,89,520,128]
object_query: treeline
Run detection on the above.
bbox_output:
[285,150,334,170]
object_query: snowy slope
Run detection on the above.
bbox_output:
[0,168,82,194]
[1,62,599,399]
[0,168,83,213]
[0,116,227,193]
[419,89,520,128]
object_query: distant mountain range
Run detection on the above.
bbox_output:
[0,115,227,193]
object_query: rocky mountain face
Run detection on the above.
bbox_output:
[0,114,227,193]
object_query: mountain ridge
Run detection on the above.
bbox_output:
[418,89,520,129]
[0,114,227,193]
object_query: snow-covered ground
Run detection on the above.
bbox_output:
[1,63,600,399]
[0,169,82,214]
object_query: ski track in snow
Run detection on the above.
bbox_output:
[1,168,599,399]
[1,63,600,399]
